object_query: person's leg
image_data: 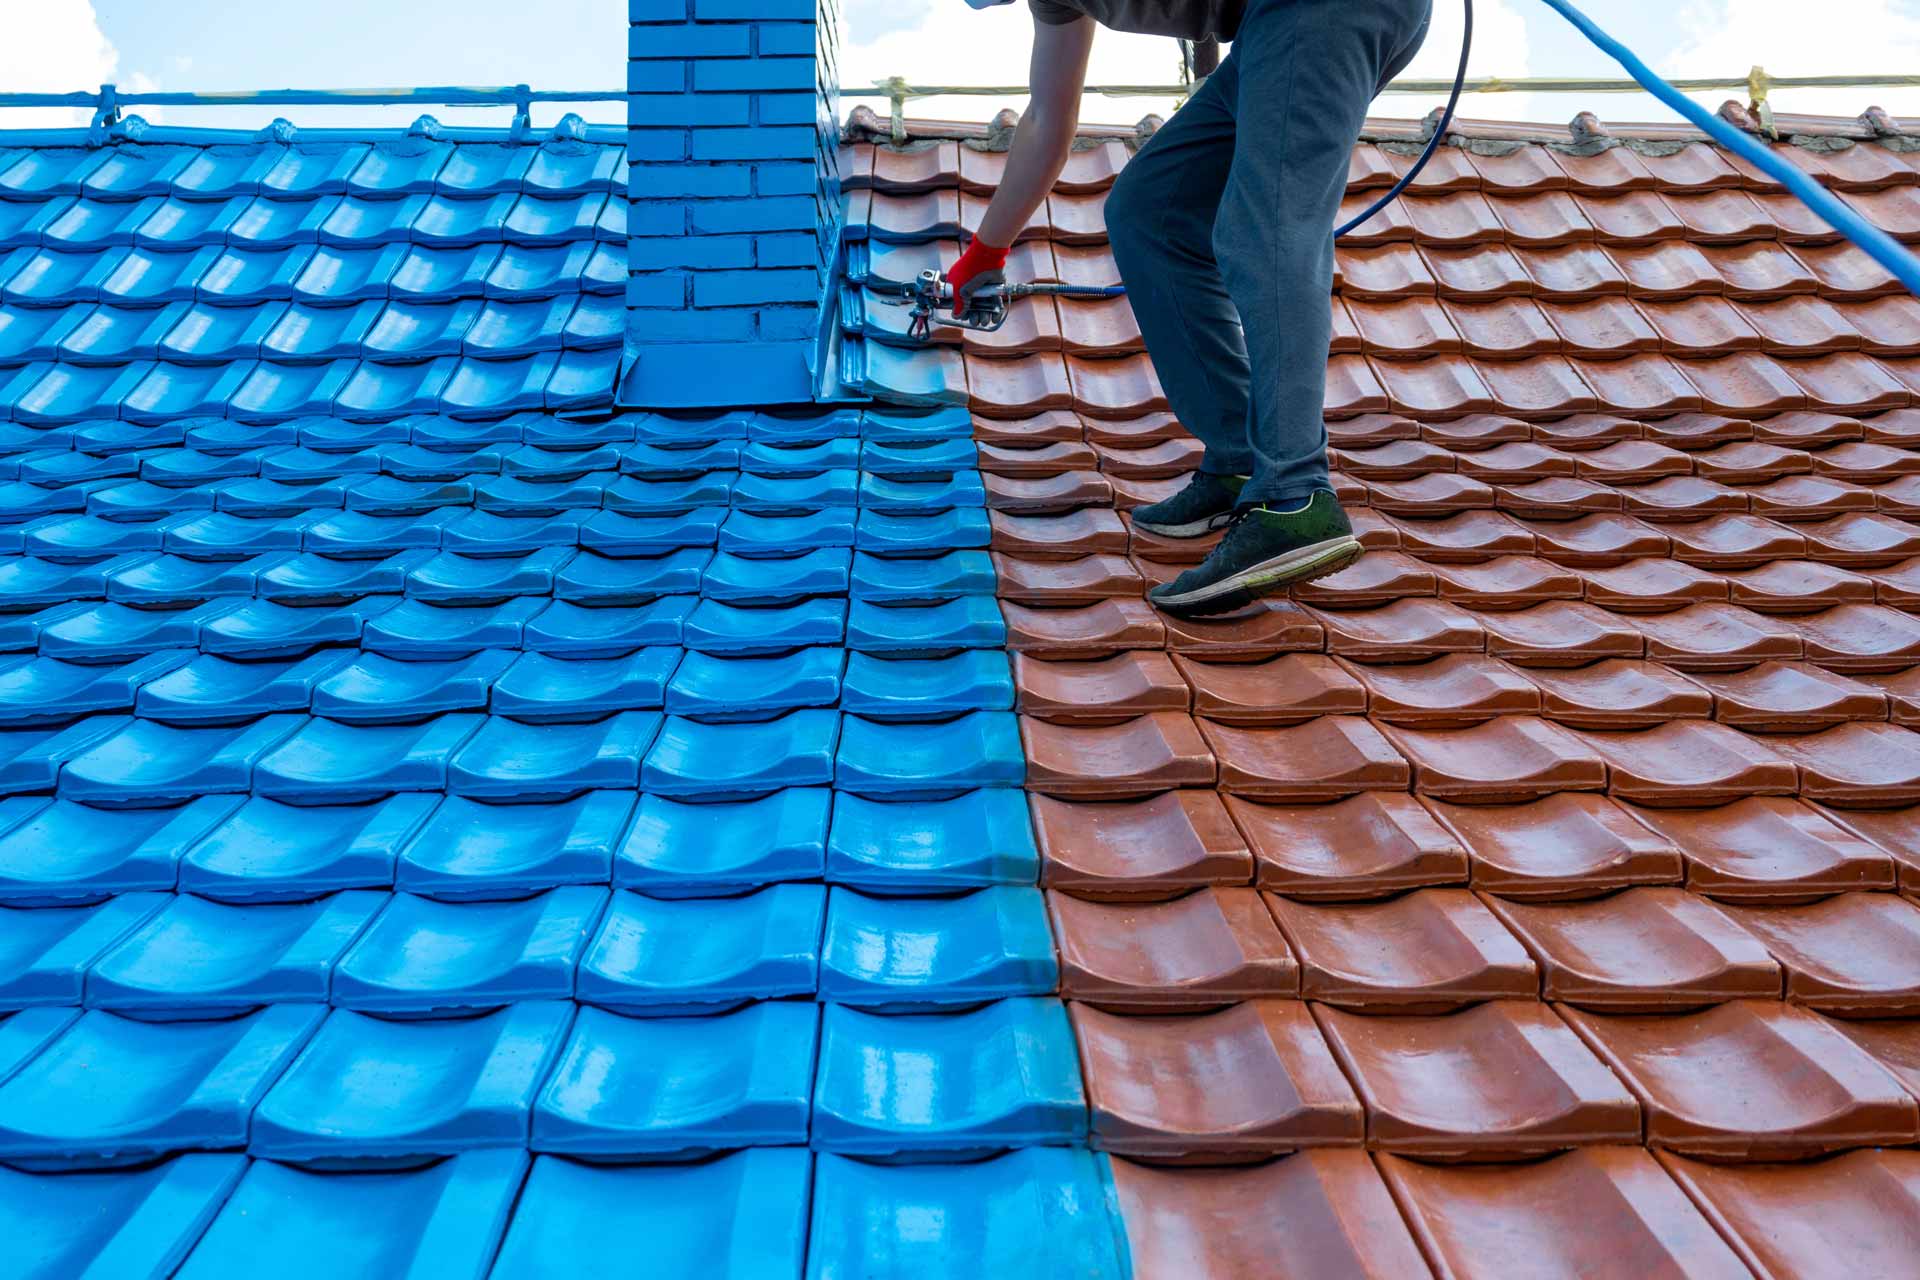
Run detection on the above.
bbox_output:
[1105,55,1250,498]
[1214,0,1432,506]
[1147,0,1433,615]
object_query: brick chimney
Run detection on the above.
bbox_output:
[621,0,842,406]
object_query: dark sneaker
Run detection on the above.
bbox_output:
[1130,471,1246,538]
[1147,490,1363,617]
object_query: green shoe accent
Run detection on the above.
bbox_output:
[1147,490,1362,617]
[1130,471,1247,539]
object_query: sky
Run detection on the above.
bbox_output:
[1,0,1918,134]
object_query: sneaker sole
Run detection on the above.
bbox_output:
[1130,510,1237,539]
[1149,536,1364,618]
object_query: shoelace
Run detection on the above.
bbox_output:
[1220,504,1265,535]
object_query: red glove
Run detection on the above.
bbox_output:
[945,237,1009,317]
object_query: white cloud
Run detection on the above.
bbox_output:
[0,0,133,128]
[839,0,1533,127]
[1663,0,1920,118]
[1393,0,1539,124]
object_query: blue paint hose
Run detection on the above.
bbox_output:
[1535,0,1920,298]
[1068,0,1920,297]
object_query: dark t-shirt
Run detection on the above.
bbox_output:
[1029,0,1244,42]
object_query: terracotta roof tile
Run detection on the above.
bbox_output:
[1113,1150,1431,1278]
[1050,887,1297,1010]
[1427,792,1684,899]
[836,123,1920,1217]
[1486,887,1782,1010]
[1075,999,1363,1159]
[1657,1149,1920,1277]
[1233,791,1468,899]
[1314,1000,1642,1158]
[1383,1147,1753,1277]
[1564,1000,1920,1158]
[1036,790,1253,898]
[1267,888,1537,1012]
[1718,892,1920,1016]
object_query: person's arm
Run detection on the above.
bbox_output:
[946,14,1096,312]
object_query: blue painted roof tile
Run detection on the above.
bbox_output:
[441,508,585,556]
[615,788,829,894]
[684,598,845,655]
[86,890,386,1018]
[839,651,1015,720]
[345,475,476,517]
[162,509,315,558]
[490,1150,809,1280]
[437,144,534,195]
[719,508,855,555]
[861,438,978,477]
[331,886,605,1015]
[179,794,437,902]
[395,790,633,899]
[23,513,171,560]
[862,406,974,442]
[362,595,544,659]
[488,648,677,722]
[523,596,691,656]
[731,469,857,513]
[578,507,725,555]
[258,548,431,603]
[135,652,351,724]
[742,438,859,475]
[826,789,1039,890]
[663,647,841,721]
[0,555,117,610]
[806,1149,1126,1280]
[363,297,482,359]
[855,508,991,555]
[835,712,1024,797]
[859,472,986,514]
[312,649,514,723]
[501,440,625,480]
[40,594,234,667]
[252,713,484,803]
[0,651,192,725]
[577,884,824,1015]
[302,508,458,557]
[60,714,303,806]
[199,595,397,659]
[553,547,707,604]
[251,1001,571,1163]
[701,547,850,605]
[0,795,237,904]
[812,998,1086,1156]
[404,547,570,603]
[446,710,657,799]
[348,140,454,195]
[531,1002,818,1157]
[173,1149,527,1280]
[619,440,740,476]
[602,471,733,515]
[0,1152,246,1280]
[105,553,276,607]
[642,710,839,798]
[258,144,372,198]
[846,597,1007,655]
[0,1006,79,1082]
[0,1004,324,1168]
[0,891,166,1010]
[462,296,572,356]
[750,409,862,444]
[820,886,1057,1009]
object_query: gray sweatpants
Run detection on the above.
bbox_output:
[1106,0,1433,506]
